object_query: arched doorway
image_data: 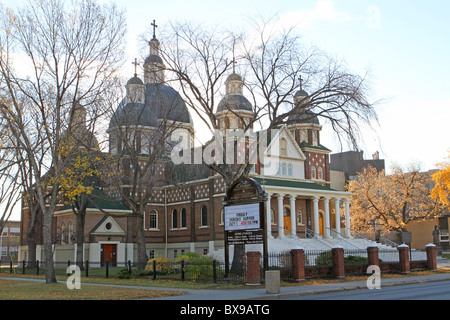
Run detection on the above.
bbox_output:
[318,210,325,236]
[283,207,291,235]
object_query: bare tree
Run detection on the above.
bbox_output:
[0,0,126,283]
[159,18,379,271]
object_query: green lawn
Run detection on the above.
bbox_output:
[0,278,184,300]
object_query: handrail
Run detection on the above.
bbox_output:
[350,228,399,248]
[379,237,399,248]
[304,227,333,248]
[327,228,360,249]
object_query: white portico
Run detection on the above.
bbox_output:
[255,177,351,240]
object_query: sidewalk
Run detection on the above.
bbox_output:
[2,258,450,300]
[151,271,450,300]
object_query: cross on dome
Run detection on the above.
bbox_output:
[151,19,158,39]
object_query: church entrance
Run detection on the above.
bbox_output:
[101,244,117,267]
[319,212,324,236]
[283,207,291,235]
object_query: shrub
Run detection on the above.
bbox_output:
[145,257,174,274]
[175,252,214,282]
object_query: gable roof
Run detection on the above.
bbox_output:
[264,126,306,161]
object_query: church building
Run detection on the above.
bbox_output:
[19,29,359,266]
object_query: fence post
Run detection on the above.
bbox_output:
[213,260,217,283]
[85,260,89,277]
[153,259,156,280]
[105,260,109,278]
[291,246,306,282]
[23,260,26,274]
[36,260,39,275]
[332,246,345,279]
[397,244,410,274]
[425,243,437,270]
[9,260,13,274]
[181,260,185,281]
[367,245,380,267]
[246,251,261,285]
[128,260,132,275]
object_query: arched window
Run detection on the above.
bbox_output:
[201,205,208,227]
[181,208,187,228]
[68,221,74,244]
[271,209,276,225]
[60,223,66,244]
[149,210,158,229]
[172,209,178,229]
[280,138,287,156]
[312,130,318,146]
[311,166,317,179]
[297,210,303,225]
[318,167,323,180]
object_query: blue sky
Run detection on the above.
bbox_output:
[4,0,449,172]
[118,0,449,172]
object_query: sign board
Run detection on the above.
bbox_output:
[223,177,268,274]
[224,203,261,231]
[401,231,412,243]
[227,229,264,245]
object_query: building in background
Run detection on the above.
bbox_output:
[1,221,20,261]
[330,150,385,191]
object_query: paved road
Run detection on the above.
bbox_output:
[284,279,450,300]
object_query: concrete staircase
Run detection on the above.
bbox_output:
[210,235,427,262]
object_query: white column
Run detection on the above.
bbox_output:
[277,194,285,238]
[266,193,272,238]
[345,198,351,238]
[289,195,296,236]
[323,197,331,239]
[312,196,320,238]
[334,198,341,237]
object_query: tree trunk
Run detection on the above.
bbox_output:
[42,211,56,284]
[26,207,40,269]
[135,211,148,270]
[230,244,246,276]
[75,212,85,270]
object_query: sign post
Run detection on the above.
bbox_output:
[223,178,267,276]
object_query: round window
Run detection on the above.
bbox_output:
[105,222,112,230]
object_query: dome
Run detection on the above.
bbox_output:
[216,72,253,113]
[109,101,158,129]
[145,54,164,65]
[109,83,192,130]
[294,89,309,97]
[145,83,192,124]
[226,73,243,82]
[126,75,144,86]
[288,109,320,125]
[216,95,253,113]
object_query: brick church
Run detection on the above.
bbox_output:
[19,31,356,266]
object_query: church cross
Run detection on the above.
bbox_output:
[298,75,303,90]
[132,58,140,77]
[151,19,158,39]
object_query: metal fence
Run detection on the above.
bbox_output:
[0,259,248,284]
[0,247,429,283]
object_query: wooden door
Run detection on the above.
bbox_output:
[284,216,291,235]
[101,244,117,267]
[319,213,324,236]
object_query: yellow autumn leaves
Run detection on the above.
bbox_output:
[431,151,450,207]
